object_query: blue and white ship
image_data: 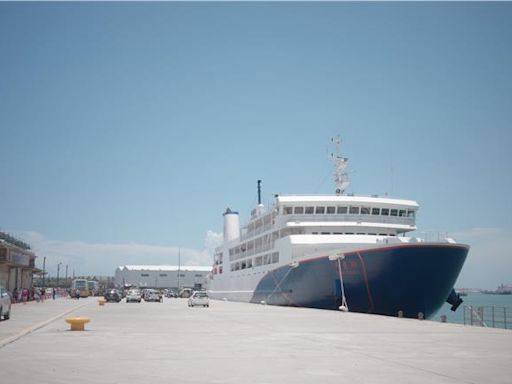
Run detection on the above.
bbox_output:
[208,138,468,319]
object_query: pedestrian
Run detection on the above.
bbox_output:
[52,287,56,300]
[21,287,29,304]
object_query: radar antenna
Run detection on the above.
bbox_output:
[329,136,349,195]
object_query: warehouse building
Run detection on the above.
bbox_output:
[114,265,211,291]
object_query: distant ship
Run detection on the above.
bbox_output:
[483,284,512,295]
[207,137,469,319]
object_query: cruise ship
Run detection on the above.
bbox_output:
[208,138,469,319]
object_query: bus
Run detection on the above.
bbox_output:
[87,280,99,296]
[71,279,90,298]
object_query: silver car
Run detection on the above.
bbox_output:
[0,286,11,320]
[188,291,209,307]
[126,289,142,303]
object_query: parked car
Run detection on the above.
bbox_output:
[166,290,178,298]
[104,289,122,303]
[0,285,11,320]
[143,289,161,302]
[188,291,209,307]
[179,288,193,298]
[126,289,142,303]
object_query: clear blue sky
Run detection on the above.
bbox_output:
[1,2,511,287]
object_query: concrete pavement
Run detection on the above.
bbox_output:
[0,297,90,348]
[0,297,511,383]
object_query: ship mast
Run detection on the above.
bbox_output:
[329,136,350,195]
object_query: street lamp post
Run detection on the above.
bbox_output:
[42,256,46,290]
[177,247,181,293]
[57,262,62,287]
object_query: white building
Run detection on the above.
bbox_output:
[114,265,211,290]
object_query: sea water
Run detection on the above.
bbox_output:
[432,292,512,328]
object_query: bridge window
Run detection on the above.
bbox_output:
[407,210,415,218]
[326,206,336,214]
[399,210,406,217]
[337,206,348,214]
[280,228,292,238]
[315,206,325,214]
[390,209,398,216]
[305,206,314,214]
[294,206,304,214]
[361,207,370,215]
[283,206,293,215]
[349,206,360,214]
[372,208,380,215]
[381,208,389,216]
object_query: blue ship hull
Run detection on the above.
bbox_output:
[250,244,468,319]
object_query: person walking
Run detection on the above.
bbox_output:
[52,287,56,300]
[21,287,29,304]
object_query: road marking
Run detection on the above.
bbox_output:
[0,302,91,349]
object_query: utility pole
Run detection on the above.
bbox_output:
[57,262,62,287]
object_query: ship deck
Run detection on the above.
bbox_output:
[1,296,511,384]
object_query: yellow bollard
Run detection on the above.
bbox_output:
[65,317,90,331]
[98,299,106,306]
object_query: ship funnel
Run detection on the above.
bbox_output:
[223,208,240,243]
[257,180,262,205]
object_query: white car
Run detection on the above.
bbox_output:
[126,289,142,303]
[144,289,161,302]
[0,285,11,320]
[188,291,209,307]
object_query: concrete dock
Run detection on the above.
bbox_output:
[1,297,511,384]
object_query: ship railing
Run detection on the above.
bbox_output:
[463,305,512,330]
[241,223,274,241]
[419,232,452,243]
[281,214,415,227]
